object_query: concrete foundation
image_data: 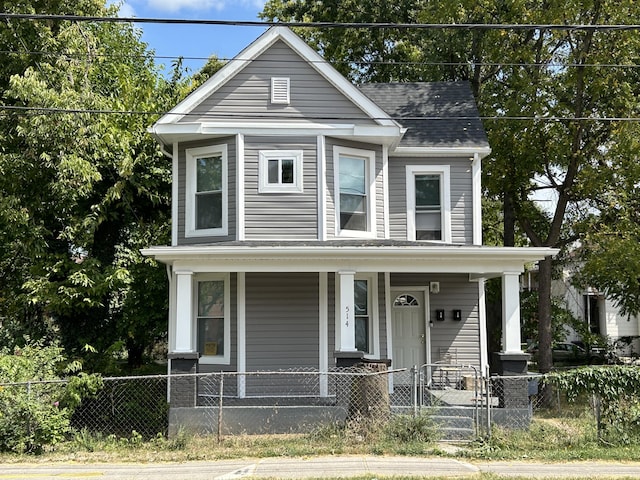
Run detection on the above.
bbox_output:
[168,405,348,437]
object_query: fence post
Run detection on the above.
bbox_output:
[217,373,224,443]
[411,365,418,417]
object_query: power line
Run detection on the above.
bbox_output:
[3,13,640,32]
[2,105,640,122]
[1,48,640,70]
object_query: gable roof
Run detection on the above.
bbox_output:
[358,82,490,154]
[154,26,398,129]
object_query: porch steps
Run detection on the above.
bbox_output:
[431,414,475,441]
[424,406,477,441]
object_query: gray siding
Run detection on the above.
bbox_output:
[246,273,319,371]
[325,138,385,239]
[390,273,480,367]
[244,136,318,240]
[177,137,237,245]
[184,40,376,124]
[388,156,473,244]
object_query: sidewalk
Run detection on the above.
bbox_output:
[3,455,640,479]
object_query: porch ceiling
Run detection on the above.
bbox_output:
[141,241,558,277]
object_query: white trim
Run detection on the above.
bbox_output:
[155,27,398,128]
[472,153,482,246]
[171,142,178,246]
[382,145,390,239]
[143,245,558,276]
[333,145,377,239]
[319,272,328,396]
[384,273,393,393]
[237,134,245,241]
[151,123,402,144]
[477,278,489,375]
[168,268,177,353]
[337,271,357,352]
[502,272,522,354]
[393,146,492,158]
[270,77,290,104]
[317,136,327,241]
[405,165,452,243]
[237,272,246,397]
[185,144,228,238]
[174,270,194,353]
[258,150,304,193]
[195,272,232,365]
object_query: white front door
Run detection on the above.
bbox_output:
[391,290,428,371]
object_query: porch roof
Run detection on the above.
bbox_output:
[141,241,557,278]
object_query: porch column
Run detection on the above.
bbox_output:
[174,270,194,353]
[502,272,523,353]
[338,271,357,352]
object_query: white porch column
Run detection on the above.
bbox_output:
[174,270,194,353]
[338,271,357,352]
[502,272,523,353]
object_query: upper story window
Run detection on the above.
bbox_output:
[258,150,304,193]
[195,274,230,365]
[185,145,228,238]
[406,165,451,243]
[334,146,376,238]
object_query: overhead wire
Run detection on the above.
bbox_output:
[2,104,640,123]
[2,14,640,121]
[3,13,640,31]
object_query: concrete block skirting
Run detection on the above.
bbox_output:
[168,406,348,437]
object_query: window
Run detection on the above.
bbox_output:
[355,279,370,353]
[334,146,376,237]
[406,165,451,243]
[258,150,303,193]
[186,145,227,237]
[196,275,230,364]
[415,174,441,240]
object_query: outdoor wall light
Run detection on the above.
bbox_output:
[436,309,445,321]
[453,309,462,321]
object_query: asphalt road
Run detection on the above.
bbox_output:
[2,456,640,479]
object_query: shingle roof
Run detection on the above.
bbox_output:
[358,82,489,149]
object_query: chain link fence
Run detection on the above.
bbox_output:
[1,368,572,442]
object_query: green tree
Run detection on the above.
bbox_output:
[0,1,185,368]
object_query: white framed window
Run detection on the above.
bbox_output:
[195,273,231,365]
[185,144,228,238]
[406,165,451,243]
[258,150,304,193]
[335,273,379,357]
[355,273,379,356]
[271,77,290,104]
[333,146,377,238]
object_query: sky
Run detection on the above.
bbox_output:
[111,0,269,75]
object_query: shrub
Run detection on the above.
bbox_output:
[0,340,102,453]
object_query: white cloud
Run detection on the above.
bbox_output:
[145,0,227,12]
[118,3,137,17]
[107,0,137,17]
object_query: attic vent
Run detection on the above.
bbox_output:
[271,77,290,104]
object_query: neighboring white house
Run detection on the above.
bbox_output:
[558,269,640,356]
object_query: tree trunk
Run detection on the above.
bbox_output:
[537,255,555,406]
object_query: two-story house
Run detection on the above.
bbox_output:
[142,26,555,431]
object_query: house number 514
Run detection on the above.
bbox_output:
[345,305,350,327]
